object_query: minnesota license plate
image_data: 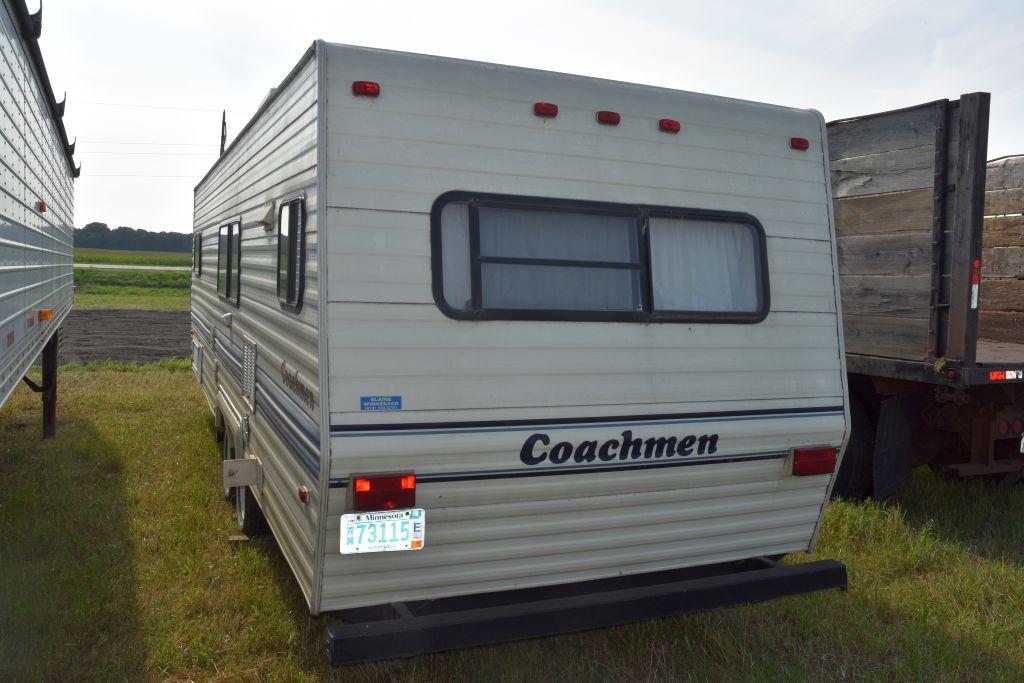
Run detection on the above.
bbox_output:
[339,509,425,554]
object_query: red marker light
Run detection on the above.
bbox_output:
[998,420,1011,436]
[971,259,981,285]
[1013,419,1024,435]
[352,81,380,97]
[991,370,1006,381]
[790,137,810,150]
[534,102,558,118]
[945,368,958,380]
[351,473,416,511]
[792,446,837,476]
[596,110,620,125]
[297,485,309,504]
[658,118,680,133]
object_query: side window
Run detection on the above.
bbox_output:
[432,192,769,323]
[192,233,202,277]
[217,225,229,296]
[217,222,241,305]
[277,197,305,310]
[648,217,764,315]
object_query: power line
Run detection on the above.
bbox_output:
[83,174,199,178]
[75,100,247,115]
[77,151,217,156]
[78,139,220,147]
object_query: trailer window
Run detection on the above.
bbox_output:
[431,192,769,323]
[648,217,764,314]
[217,222,241,305]
[277,197,305,310]
[192,234,202,278]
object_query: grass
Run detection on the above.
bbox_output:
[74,247,190,267]
[73,268,190,311]
[2,363,1024,680]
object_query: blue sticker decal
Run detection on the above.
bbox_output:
[360,395,402,411]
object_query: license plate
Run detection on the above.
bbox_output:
[339,508,425,554]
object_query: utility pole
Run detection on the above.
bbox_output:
[220,110,227,156]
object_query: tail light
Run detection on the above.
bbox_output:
[596,110,620,125]
[792,447,837,476]
[351,472,416,511]
[790,137,810,150]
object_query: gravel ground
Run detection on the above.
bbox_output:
[58,310,190,363]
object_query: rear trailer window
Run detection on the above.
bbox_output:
[431,192,769,323]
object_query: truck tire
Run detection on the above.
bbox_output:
[832,392,875,500]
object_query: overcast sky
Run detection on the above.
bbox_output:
[36,0,1024,234]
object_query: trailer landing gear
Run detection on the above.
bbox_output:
[20,330,59,438]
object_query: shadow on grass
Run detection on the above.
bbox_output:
[0,400,146,679]
[894,466,1024,566]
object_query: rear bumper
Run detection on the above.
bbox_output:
[326,556,847,665]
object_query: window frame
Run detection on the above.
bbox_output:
[430,191,770,324]
[192,232,202,278]
[216,220,242,307]
[276,193,306,313]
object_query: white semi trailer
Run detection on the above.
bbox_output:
[0,0,77,433]
[191,41,849,663]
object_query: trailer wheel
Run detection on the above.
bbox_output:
[222,431,237,502]
[832,392,875,500]
[236,485,268,536]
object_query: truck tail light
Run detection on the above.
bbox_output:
[351,473,416,511]
[792,447,837,476]
[790,137,810,150]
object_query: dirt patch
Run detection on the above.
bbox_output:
[59,310,190,363]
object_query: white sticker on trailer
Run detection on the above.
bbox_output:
[340,508,425,554]
[971,284,979,309]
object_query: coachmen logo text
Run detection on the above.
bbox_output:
[520,430,719,466]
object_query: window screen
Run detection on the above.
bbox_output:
[277,197,305,310]
[432,192,769,323]
[217,222,241,304]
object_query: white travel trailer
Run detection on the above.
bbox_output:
[191,41,850,663]
[0,0,77,427]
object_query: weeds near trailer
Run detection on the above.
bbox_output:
[73,268,190,311]
[2,364,1024,680]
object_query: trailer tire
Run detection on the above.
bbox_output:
[236,485,268,537]
[832,392,875,500]
[222,431,237,502]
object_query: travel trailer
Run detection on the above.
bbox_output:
[191,41,849,663]
[0,0,77,430]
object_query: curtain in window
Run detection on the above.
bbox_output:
[649,217,760,312]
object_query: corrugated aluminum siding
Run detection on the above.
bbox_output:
[191,50,322,607]
[0,1,73,409]
[317,45,848,611]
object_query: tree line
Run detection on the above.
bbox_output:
[74,222,192,252]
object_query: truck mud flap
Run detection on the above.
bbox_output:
[325,557,847,665]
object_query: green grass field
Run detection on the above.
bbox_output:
[74,247,191,267]
[74,268,190,311]
[2,363,1023,680]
